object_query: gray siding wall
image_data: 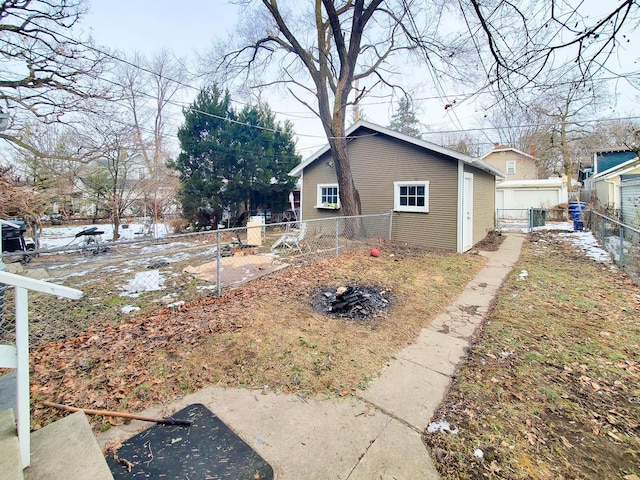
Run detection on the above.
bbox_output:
[465,164,497,244]
[621,180,640,229]
[301,131,460,250]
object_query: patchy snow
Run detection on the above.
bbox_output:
[197,285,218,290]
[517,270,528,281]
[137,242,190,255]
[604,236,633,263]
[37,223,170,249]
[57,268,97,279]
[473,449,484,459]
[167,300,185,308]
[558,231,616,270]
[120,270,165,296]
[500,221,574,233]
[121,305,140,314]
[426,419,459,435]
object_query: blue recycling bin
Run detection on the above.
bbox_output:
[569,202,586,231]
[568,202,586,221]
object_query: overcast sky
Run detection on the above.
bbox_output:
[83,1,640,157]
[85,1,239,57]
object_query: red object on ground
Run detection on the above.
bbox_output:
[370,248,380,257]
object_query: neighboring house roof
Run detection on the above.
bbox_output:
[592,156,640,180]
[289,120,505,178]
[593,149,638,174]
[480,145,538,163]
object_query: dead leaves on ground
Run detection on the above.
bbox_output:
[425,231,640,480]
[31,243,482,432]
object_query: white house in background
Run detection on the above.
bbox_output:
[482,144,573,217]
[495,177,569,213]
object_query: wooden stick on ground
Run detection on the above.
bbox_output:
[42,401,192,426]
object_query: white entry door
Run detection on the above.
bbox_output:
[463,173,474,251]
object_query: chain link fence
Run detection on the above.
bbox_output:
[586,210,640,281]
[0,213,392,348]
[496,207,571,232]
[496,207,639,280]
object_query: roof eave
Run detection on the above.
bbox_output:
[289,120,503,178]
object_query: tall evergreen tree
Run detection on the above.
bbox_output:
[170,85,300,225]
[389,96,422,139]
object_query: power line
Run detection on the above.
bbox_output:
[5,10,640,152]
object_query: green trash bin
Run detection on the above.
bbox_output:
[531,208,547,227]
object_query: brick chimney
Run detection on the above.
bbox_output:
[494,142,499,149]
[530,144,536,157]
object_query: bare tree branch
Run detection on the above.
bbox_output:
[0,0,110,157]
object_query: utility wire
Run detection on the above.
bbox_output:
[4,10,640,148]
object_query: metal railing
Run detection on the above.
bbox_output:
[0,269,82,469]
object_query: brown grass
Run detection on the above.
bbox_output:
[424,231,640,479]
[30,241,485,431]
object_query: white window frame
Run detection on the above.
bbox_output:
[394,180,430,213]
[506,161,516,175]
[316,183,340,209]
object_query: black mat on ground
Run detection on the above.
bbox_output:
[106,403,273,479]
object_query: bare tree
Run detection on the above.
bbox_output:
[77,120,144,239]
[212,0,638,217]
[213,1,449,216]
[464,1,638,95]
[7,122,85,218]
[0,0,114,225]
[117,49,188,218]
[433,131,482,157]
[0,0,108,158]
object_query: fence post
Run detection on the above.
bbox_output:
[528,207,533,232]
[335,217,340,257]
[388,210,393,240]
[620,225,625,269]
[0,262,5,325]
[216,230,221,297]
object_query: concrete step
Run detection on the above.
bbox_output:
[0,408,24,480]
[25,411,114,480]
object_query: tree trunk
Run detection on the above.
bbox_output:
[328,136,361,218]
[327,131,363,239]
[112,197,121,241]
[561,119,573,193]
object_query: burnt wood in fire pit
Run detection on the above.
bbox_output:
[314,285,392,320]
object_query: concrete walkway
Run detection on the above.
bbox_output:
[98,233,525,480]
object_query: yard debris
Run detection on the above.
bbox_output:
[314,285,392,320]
[28,244,483,433]
[42,401,192,426]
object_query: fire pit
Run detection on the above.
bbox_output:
[313,285,393,320]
